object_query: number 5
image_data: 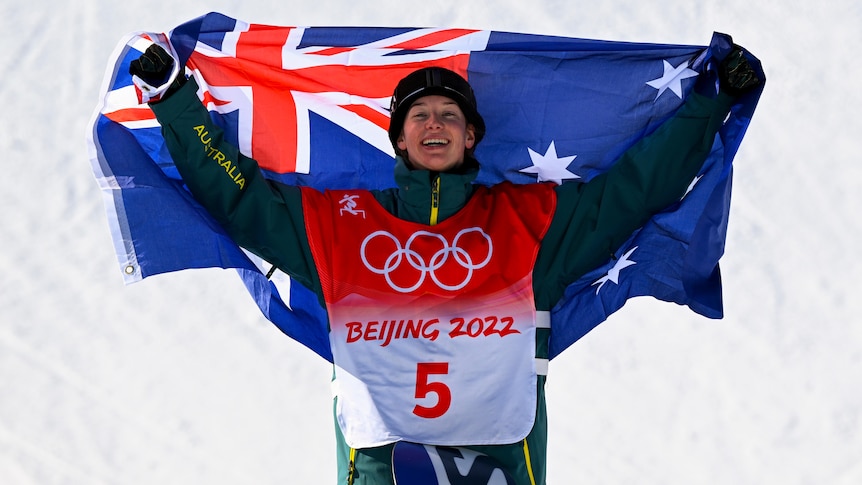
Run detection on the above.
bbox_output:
[413,362,451,419]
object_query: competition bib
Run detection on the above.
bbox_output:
[303,183,555,448]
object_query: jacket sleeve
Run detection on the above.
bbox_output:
[533,91,735,310]
[149,78,321,294]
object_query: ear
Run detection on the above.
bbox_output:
[397,132,407,151]
[465,124,476,150]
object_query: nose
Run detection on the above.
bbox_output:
[424,112,443,129]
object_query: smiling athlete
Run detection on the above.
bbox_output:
[130,43,760,484]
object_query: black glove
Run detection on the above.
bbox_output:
[129,44,175,86]
[129,44,185,101]
[719,46,761,96]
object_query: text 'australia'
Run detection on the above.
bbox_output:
[193,125,246,189]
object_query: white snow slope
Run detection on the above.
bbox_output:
[2,1,861,483]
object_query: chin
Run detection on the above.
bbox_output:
[412,159,463,172]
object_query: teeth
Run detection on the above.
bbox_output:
[423,139,448,146]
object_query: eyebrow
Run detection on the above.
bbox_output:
[409,99,459,108]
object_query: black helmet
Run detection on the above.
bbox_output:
[388,67,486,151]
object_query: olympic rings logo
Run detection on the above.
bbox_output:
[360,228,493,293]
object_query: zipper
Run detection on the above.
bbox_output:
[346,447,356,484]
[430,175,441,226]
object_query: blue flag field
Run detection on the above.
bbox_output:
[88,12,763,361]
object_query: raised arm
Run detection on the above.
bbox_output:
[533,46,761,309]
[131,44,321,294]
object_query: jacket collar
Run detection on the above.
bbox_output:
[393,157,479,223]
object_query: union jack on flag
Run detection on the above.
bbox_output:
[88,12,763,361]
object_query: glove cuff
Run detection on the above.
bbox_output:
[132,72,183,103]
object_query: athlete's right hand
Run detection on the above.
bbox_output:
[129,44,175,87]
[129,42,185,103]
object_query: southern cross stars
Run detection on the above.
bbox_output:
[646,59,698,100]
[521,58,700,184]
[519,141,580,185]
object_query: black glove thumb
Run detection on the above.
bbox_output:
[129,44,175,87]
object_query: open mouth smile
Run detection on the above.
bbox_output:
[422,138,449,147]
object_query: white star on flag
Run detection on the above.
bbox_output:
[592,246,638,294]
[646,60,699,100]
[520,141,580,184]
[683,174,703,199]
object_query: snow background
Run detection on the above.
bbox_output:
[2,0,860,483]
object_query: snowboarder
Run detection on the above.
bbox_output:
[129,40,760,484]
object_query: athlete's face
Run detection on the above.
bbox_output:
[397,95,476,172]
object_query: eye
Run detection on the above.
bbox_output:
[442,108,464,120]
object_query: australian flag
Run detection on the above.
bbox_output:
[88,12,764,361]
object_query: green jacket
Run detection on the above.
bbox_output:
[151,78,733,484]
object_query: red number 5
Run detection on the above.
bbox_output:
[412,362,451,419]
